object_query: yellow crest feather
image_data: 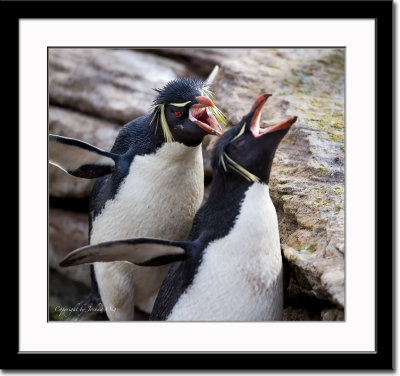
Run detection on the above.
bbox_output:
[160,104,174,143]
[222,152,260,183]
[150,104,174,143]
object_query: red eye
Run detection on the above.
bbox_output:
[237,139,245,147]
[174,111,182,117]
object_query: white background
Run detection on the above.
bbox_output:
[13,2,396,374]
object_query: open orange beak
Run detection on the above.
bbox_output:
[249,94,297,137]
[189,96,223,136]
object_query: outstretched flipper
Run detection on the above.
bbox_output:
[49,135,120,178]
[60,238,189,268]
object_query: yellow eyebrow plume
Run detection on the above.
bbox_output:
[222,152,260,183]
[231,123,246,142]
[169,101,191,107]
[150,104,174,143]
[160,104,174,143]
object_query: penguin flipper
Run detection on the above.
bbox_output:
[49,135,119,178]
[59,238,188,268]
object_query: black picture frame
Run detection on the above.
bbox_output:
[6,0,393,371]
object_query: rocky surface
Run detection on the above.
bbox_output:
[283,307,322,321]
[49,207,91,287]
[49,48,189,124]
[137,48,248,77]
[49,268,92,321]
[48,48,344,320]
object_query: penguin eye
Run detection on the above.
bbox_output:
[237,139,245,147]
[174,111,183,117]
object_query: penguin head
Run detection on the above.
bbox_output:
[151,78,225,147]
[213,94,297,184]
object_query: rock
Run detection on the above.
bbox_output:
[49,268,91,321]
[321,308,344,321]
[49,105,120,148]
[49,164,94,199]
[136,48,248,77]
[49,48,189,124]
[49,268,149,321]
[49,207,91,287]
[283,306,321,321]
[49,105,120,198]
[283,306,343,321]
[209,49,345,308]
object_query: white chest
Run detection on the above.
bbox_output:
[90,142,204,244]
[168,183,284,321]
[91,143,204,317]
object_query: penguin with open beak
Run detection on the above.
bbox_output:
[60,94,297,321]
[50,67,225,320]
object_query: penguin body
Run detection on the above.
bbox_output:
[155,183,282,321]
[60,94,297,321]
[50,71,225,320]
[91,138,204,317]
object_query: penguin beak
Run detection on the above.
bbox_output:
[249,94,297,137]
[189,96,223,136]
[261,116,298,134]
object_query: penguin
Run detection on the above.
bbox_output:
[60,94,297,321]
[49,67,226,320]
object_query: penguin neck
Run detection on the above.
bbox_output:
[120,119,201,159]
[136,116,166,154]
[208,172,253,206]
[188,172,256,244]
[151,121,171,145]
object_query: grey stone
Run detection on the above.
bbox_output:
[137,48,248,77]
[321,308,344,321]
[49,48,189,124]
[49,207,91,287]
[283,306,322,321]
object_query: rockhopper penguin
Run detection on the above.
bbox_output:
[60,94,297,321]
[50,67,225,320]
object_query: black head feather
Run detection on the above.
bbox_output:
[153,77,206,105]
[211,108,294,184]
